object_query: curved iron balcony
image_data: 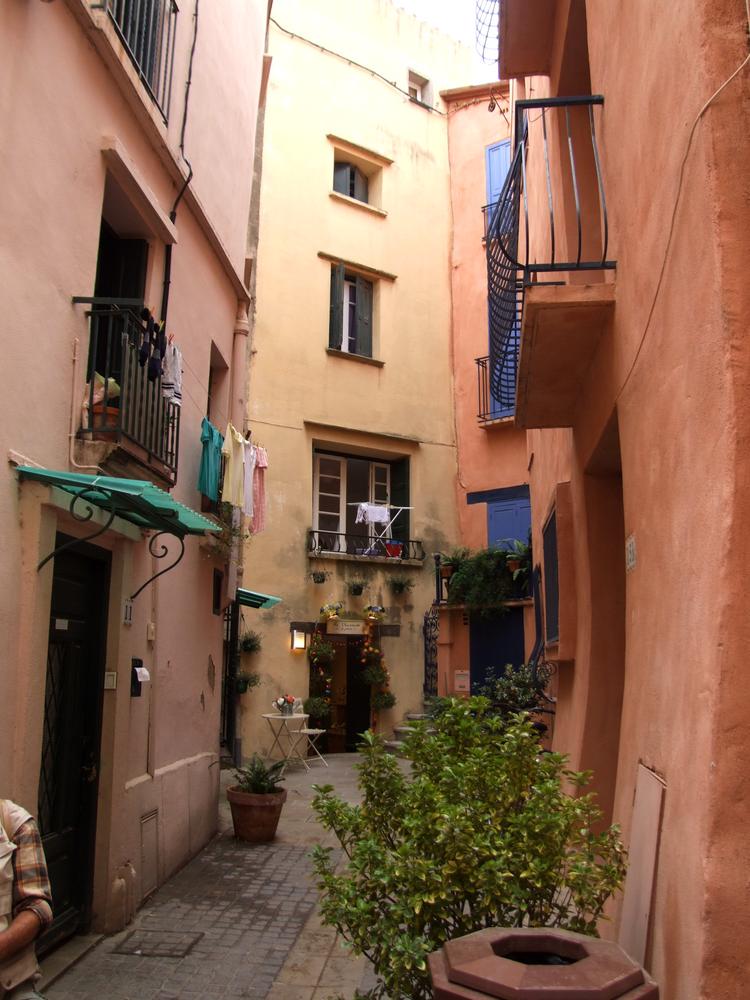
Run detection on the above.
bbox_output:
[486,95,616,405]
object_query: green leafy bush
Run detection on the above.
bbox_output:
[446,547,514,615]
[361,662,389,687]
[304,695,331,722]
[240,630,263,654]
[312,699,626,1000]
[477,662,554,717]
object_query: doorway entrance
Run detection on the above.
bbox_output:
[325,636,372,753]
[37,538,110,953]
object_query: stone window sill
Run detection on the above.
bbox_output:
[329,191,387,217]
[326,348,384,368]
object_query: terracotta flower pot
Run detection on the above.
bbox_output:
[227,785,288,842]
[440,565,454,579]
[507,558,521,573]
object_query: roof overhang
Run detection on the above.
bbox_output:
[499,0,556,79]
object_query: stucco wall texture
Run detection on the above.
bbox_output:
[505,1,750,997]
[0,0,266,931]
[241,0,475,755]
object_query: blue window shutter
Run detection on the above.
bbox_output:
[487,496,531,549]
[329,264,344,349]
[333,163,349,196]
[485,140,511,205]
[355,276,373,357]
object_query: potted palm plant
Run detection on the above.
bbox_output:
[226,755,287,842]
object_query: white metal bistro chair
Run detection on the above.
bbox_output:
[293,727,328,768]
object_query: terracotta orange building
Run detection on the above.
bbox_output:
[491,1,750,997]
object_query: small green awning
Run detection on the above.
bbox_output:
[236,588,282,610]
[16,467,220,538]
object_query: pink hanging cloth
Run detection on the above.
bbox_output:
[251,446,269,533]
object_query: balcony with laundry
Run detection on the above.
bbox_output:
[486,94,616,429]
[308,451,425,565]
[74,300,182,486]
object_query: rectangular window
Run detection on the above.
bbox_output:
[333,162,369,203]
[407,70,432,107]
[313,451,409,555]
[542,510,559,643]
[329,263,373,358]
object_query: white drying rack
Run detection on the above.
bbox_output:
[348,503,414,556]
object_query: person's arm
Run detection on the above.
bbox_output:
[0,818,52,962]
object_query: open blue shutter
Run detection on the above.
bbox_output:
[333,163,349,196]
[486,140,511,205]
[487,496,531,549]
[329,264,344,349]
[355,277,372,357]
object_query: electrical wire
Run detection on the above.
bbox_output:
[269,16,448,115]
[616,20,750,403]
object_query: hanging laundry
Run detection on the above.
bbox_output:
[355,502,390,524]
[139,313,155,367]
[243,439,256,517]
[197,418,224,501]
[162,343,183,406]
[221,422,245,507]
[147,321,166,382]
[251,446,269,533]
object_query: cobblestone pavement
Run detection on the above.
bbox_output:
[45,754,376,1000]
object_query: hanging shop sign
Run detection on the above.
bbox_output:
[327,619,367,636]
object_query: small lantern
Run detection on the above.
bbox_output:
[291,628,307,651]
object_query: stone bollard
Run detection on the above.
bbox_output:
[429,927,659,999]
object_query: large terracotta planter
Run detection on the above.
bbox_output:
[227,785,288,842]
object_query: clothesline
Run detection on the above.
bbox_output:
[197,419,268,533]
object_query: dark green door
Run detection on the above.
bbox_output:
[37,539,110,953]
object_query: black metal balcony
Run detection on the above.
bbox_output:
[308,529,425,562]
[82,305,180,480]
[99,0,178,121]
[486,95,616,405]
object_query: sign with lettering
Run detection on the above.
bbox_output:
[454,670,470,693]
[326,619,367,636]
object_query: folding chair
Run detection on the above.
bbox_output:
[296,727,328,767]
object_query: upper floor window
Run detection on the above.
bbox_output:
[407,70,432,107]
[312,451,410,556]
[333,162,369,204]
[329,264,373,358]
[103,0,179,121]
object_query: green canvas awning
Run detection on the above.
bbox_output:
[16,467,220,538]
[236,588,281,610]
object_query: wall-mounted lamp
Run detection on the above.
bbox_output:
[291,628,307,651]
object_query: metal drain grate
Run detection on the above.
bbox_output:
[114,929,204,958]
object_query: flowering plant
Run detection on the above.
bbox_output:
[360,642,383,665]
[320,601,344,620]
[274,694,295,711]
[363,604,385,621]
[309,631,336,665]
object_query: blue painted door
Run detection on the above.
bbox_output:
[470,610,526,690]
[487,496,531,550]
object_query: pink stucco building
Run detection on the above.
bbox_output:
[0,0,270,943]
[490,1,750,996]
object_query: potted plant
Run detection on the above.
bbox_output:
[363,604,386,622]
[439,547,469,580]
[348,578,367,596]
[273,694,296,716]
[371,689,396,711]
[235,671,260,695]
[240,630,262,654]
[303,695,331,726]
[320,601,343,621]
[504,538,529,574]
[384,539,403,558]
[310,569,329,584]
[387,576,413,596]
[227,755,287,842]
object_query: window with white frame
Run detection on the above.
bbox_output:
[312,451,410,555]
[407,70,432,106]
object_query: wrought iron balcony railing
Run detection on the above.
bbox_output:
[308,529,425,562]
[82,304,180,478]
[481,201,498,241]
[486,95,616,405]
[98,0,178,121]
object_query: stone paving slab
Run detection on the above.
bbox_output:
[45,755,376,1000]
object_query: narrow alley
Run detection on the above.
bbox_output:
[43,758,372,1000]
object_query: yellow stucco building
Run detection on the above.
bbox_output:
[240,0,475,755]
